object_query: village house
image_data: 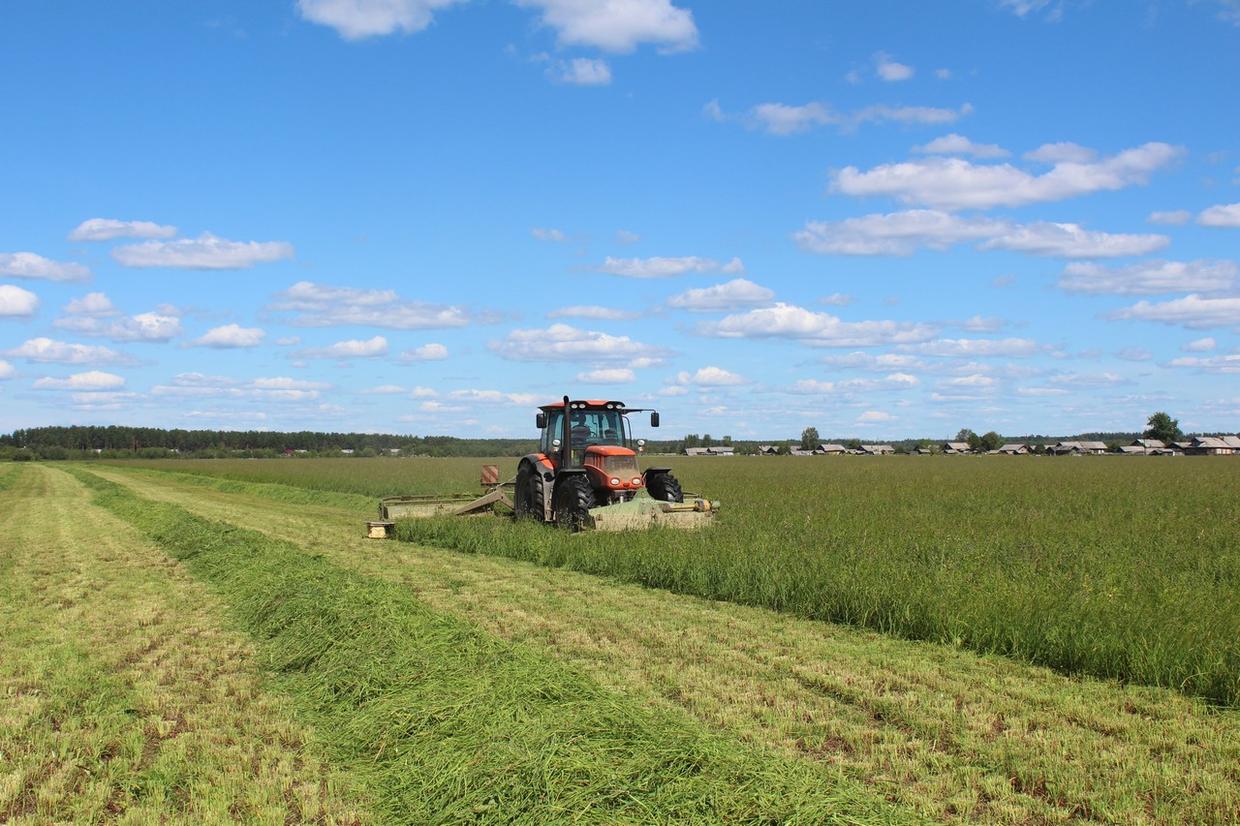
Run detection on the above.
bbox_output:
[1049,440,1108,455]
[941,441,972,454]
[998,443,1032,455]
[684,446,736,456]
[1183,436,1240,456]
[816,443,847,455]
[756,445,780,455]
[859,444,895,455]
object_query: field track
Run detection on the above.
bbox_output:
[79,462,1240,824]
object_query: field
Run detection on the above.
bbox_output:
[3,456,1240,823]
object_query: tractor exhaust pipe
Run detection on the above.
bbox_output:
[561,394,573,469]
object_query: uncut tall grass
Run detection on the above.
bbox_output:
[120,455,1240,705]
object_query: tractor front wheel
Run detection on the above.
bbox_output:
[514,463,539,520]
[646,472,684,503]
[553,475,595,532]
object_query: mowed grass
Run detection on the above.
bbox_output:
[68,466,912,824]
[116,455,1240,706]
[89,462,1240,824]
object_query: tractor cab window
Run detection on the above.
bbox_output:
[542,407,627,460]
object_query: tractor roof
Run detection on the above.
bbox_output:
[539,399,626,411]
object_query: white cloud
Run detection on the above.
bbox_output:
[667,278,774,311]
[276,336,302,346]
[1048,371,1126,387]
[490,323,665,362]
[531,227,566,241]
[68,218,176,241]
[548,305,640,320]
[1198,202,1240,228]
[448,389,540,406]
[64,292,116,316]
[34,370,125,390]
[514,0,698,53]
[831,142,1183,210]
[298,335,388,358]
[1183,337,1216,352]
[914,133,1009,159]
[615,229,641,244]
[874,51,913,81]
[959,315,1005,332]
[150,373,333,403]
[935,68,952,79]
[1148,210,1191,225]
[550,57,612,85]
[5,337,129,365]
[577,367,636,383]
[675,366,744,386]
[399,342,449,361]
[56,311,182,342]
[1116,347,1153,362]
[1016,386,1069,397]
[742,100,970,136]
[0,359,13,380]
[597,255,743,278]
[112,233,293,269]
[820,292,853,306]
[905,337,1042,357]
[295,0,463,39]
[790,374,916,395]
[191,324,266,348]
[365,384,407,394]
[885,372,919,386]
[0,252,89,281]
[1167,354,1240,373]
[411,386,438,398]
[1023,142,1097,164]
[1058,260,1237,294]
[269,281,474,329]
[858,410,896,423]
[980,221,1169,258]
[821,351,926,371]
[702,302,938,347]
[794,210,1006,256]
[660,385,688,396]
[1109,294,1240,329]
[0,285,39,317]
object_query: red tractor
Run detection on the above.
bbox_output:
[513,396,689,530]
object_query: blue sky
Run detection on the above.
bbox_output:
[2,0,1239,440]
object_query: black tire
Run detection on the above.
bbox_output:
[553,474,594,532]
[514,463,545,521]
[646,472,683,503]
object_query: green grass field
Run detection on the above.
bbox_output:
[7,456,1240,822]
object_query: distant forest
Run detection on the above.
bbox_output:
[0,424,1158,461]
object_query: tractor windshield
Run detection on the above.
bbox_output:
[544,408,628,457]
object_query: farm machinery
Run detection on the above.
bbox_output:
[367,396,719,536]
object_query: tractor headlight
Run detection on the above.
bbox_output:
[631,477,642,486]
[610,477,621,486]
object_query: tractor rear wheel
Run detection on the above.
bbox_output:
[553,474,594,532]
[646,472,684,503]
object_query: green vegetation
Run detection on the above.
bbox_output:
[85,461,1240,824]
[116,455,1240,706]
[67,466,909,824]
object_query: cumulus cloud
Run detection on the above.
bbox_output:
[667,278,774,311]
[597,255,743,277]
[0,252,89,281]
[364,384,407,395]
[5,337,130,365]
[0,285,39,317]
[1198,202,1240,228]
[737,100,971,136]
[191,324,266,348]
[789,374,915,394]
[269,281,475,329]
[112,233,293,269]
[448,389,540,406]
[1023,141,1097,164]
[979,221,1169,257]
[914,133,1009,159]
[297,335,388,358]
[830,142,1183,210]
[549,57,612,85]
[1148,210,1191,225]
[548,305,641,320]
[1167,354,1240,373]
[515,0,698,53]
[1182,337,1216,352]
[1109,294,1240,329]
[398,342,449,361]
[0,359,13,380]
[874,51,913,81]
[68,218,176,241]
[701,302,938,348]
[821,351,926,371]
[820,293,853,306]
[577,367,636,383]
[904,337,1043,357]
[1058,260,1237,294]
[63,292,116,316]
[674,366,744,386]
[858,410,896,423]
[615,229,641,244]
[56,310,182,342]
[490,323,666,362]
[296,0,463,39]
[531,227,566,241]
[34,370,125,390]
[150,373,332,402]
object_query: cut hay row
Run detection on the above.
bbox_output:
[67,467,913,824]
[86,461,1240,824]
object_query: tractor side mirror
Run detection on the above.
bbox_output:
[650,412,660,428]
[536,412,547,429]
